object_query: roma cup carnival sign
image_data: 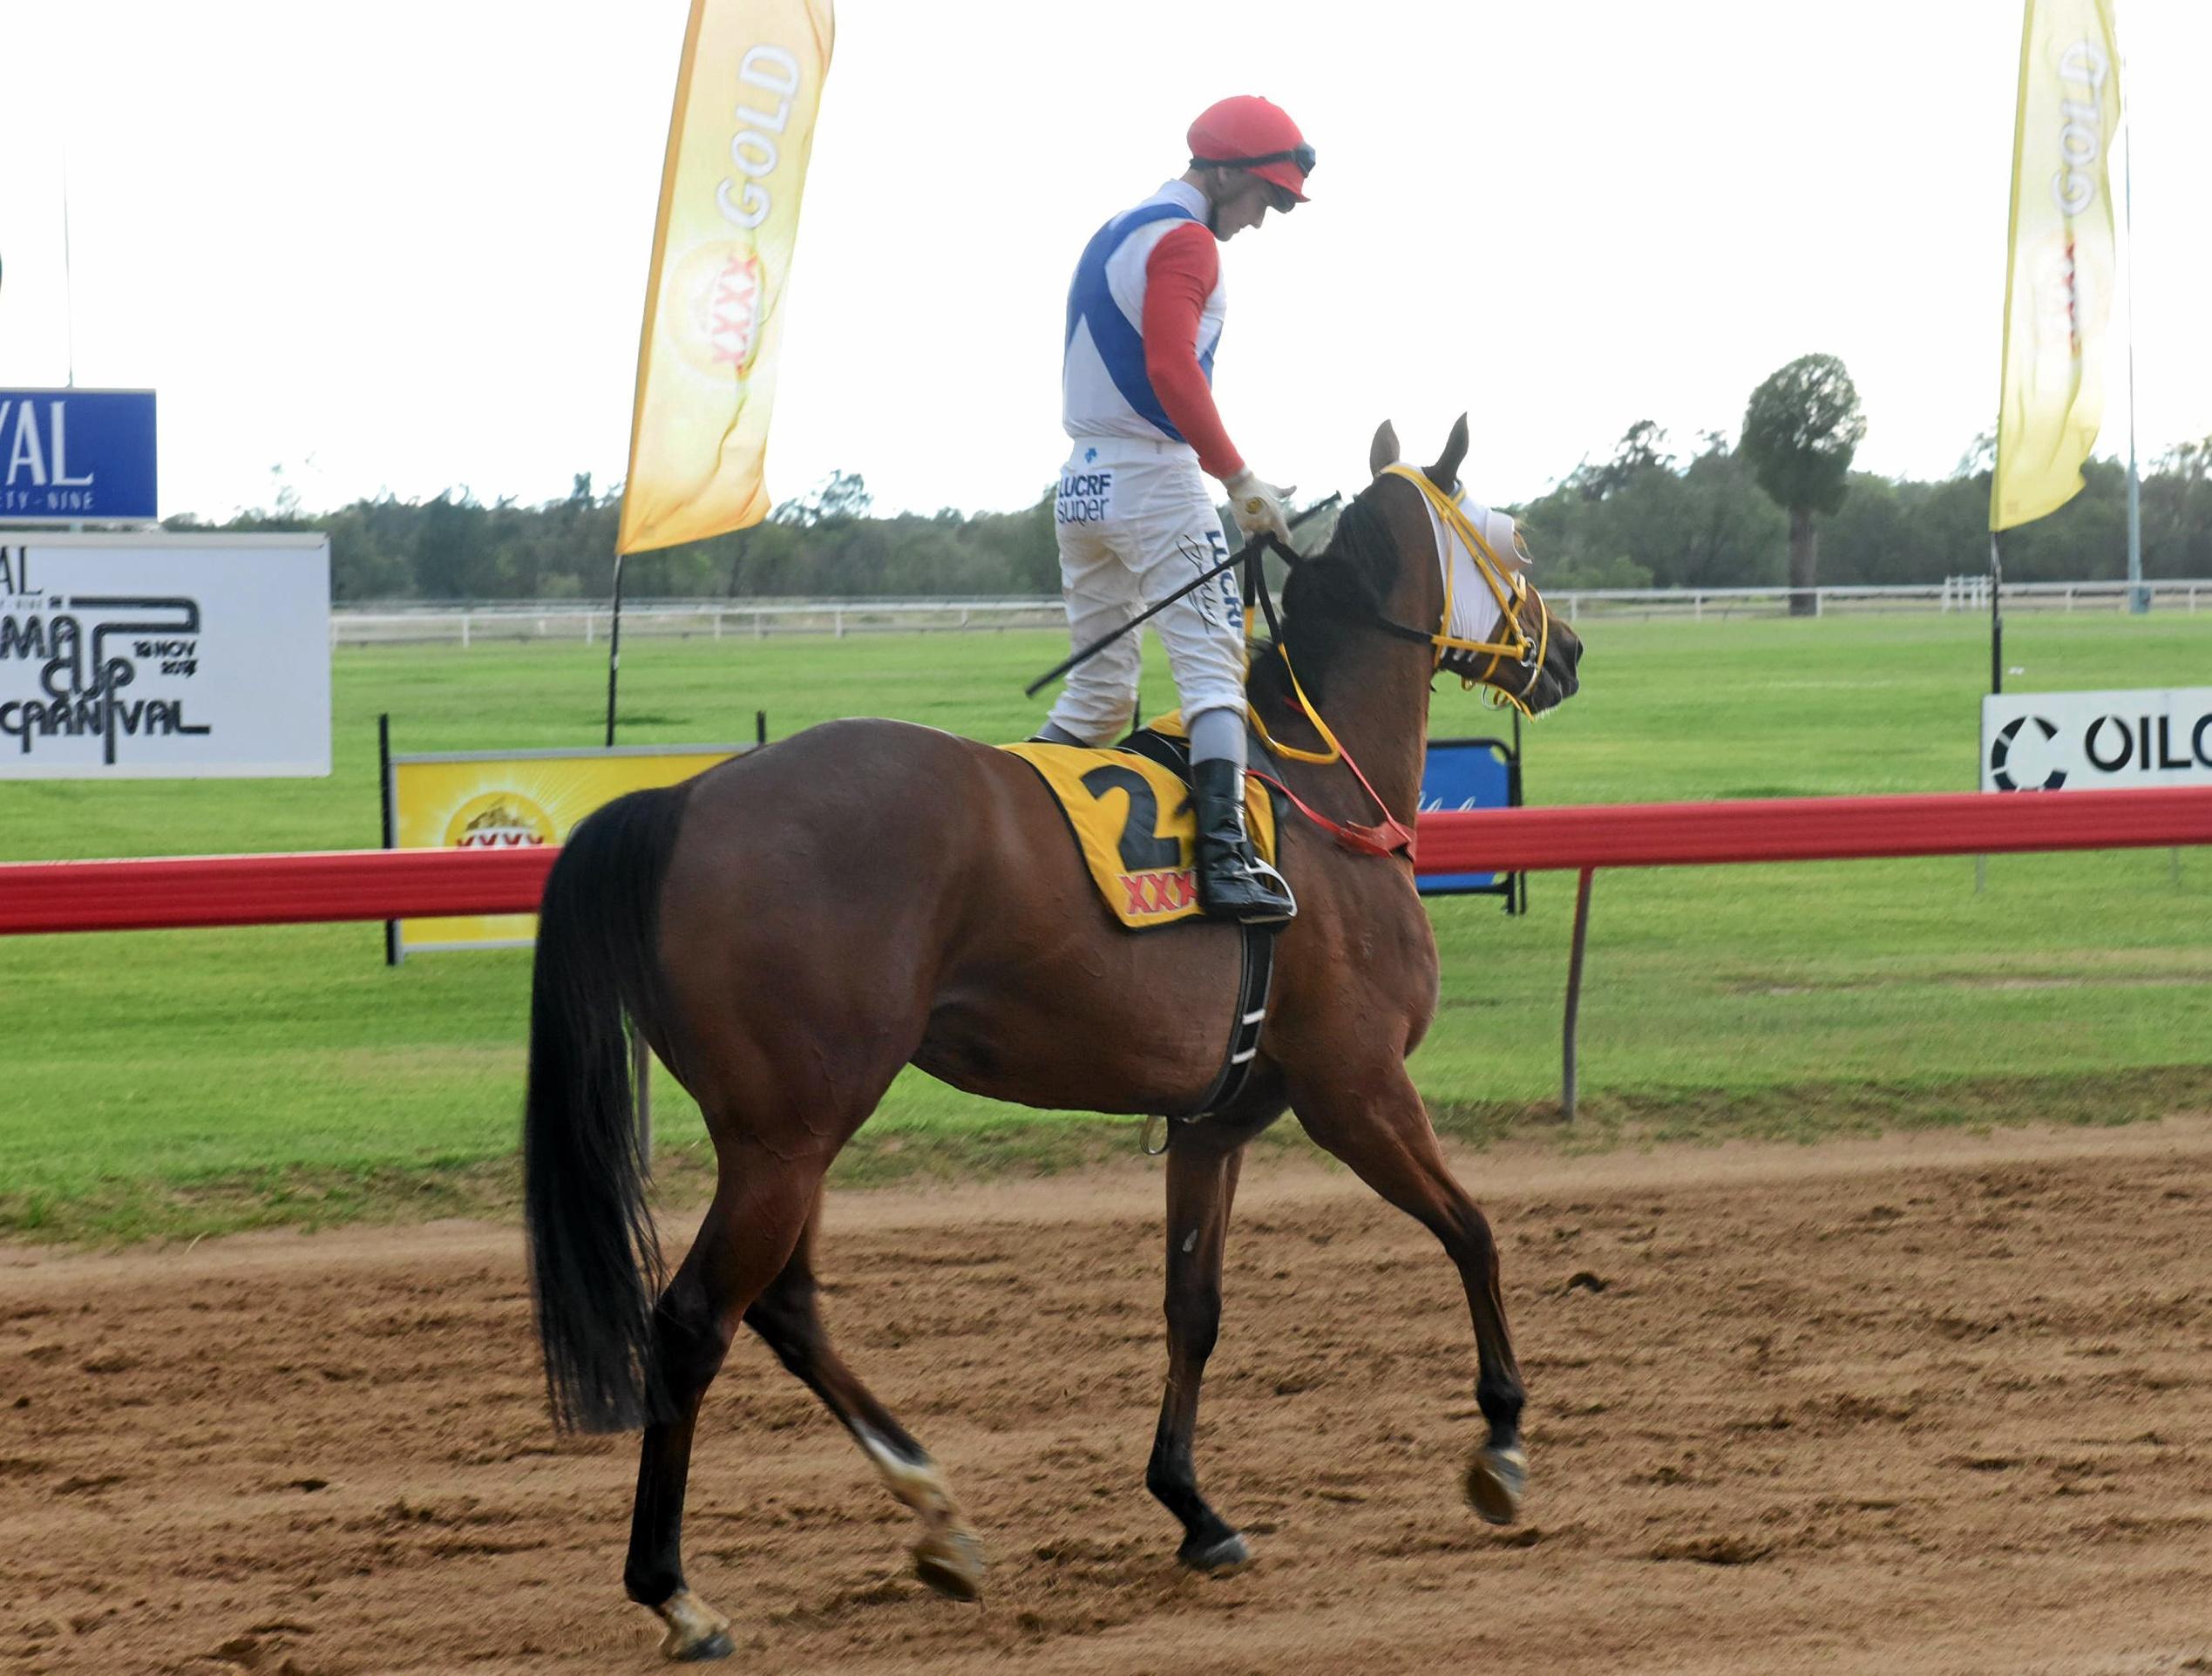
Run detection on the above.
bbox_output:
[0,533,330,778]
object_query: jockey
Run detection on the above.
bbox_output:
[1036,95,1313,926]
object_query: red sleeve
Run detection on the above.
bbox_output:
[1141,221,1245,481]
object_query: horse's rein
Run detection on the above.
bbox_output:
[1242,539,1417,858]
[1245,469,1549,858]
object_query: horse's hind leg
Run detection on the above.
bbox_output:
[625,1152,822,1661]
[1292,1065,1528,1526]
[744,1190,985,1601]
[1146,1124,1251,1570]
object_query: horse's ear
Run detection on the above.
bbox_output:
[1425,413,1469,492]
[1369,420,1401,479]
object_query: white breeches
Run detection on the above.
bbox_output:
[1046,436,1246,745]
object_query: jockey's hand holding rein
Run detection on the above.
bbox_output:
[1225,469,1295,547]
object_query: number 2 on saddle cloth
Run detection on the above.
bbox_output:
[999,739,1282,929]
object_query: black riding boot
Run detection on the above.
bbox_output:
[1191,758,1296,925]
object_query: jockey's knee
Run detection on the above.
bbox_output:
[1185,697,1248,728]
[1170,667,1247,726]
[1156,614,1246,718]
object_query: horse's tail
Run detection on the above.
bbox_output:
[522,782,691,1434]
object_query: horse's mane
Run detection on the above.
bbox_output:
[1245,488,1403,713]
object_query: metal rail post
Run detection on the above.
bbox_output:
[378,714,399,967]
[1562,867,1596,1121]
[605,553,626,748]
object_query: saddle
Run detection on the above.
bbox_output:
[1000,720,1286,1123]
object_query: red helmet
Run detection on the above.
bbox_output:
[1187,96,1313,204]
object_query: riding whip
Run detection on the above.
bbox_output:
[1023,492,1341,697]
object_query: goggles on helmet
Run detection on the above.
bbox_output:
[1191,143,1318,177]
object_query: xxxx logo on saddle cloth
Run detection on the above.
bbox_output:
[1002,734,1281,929]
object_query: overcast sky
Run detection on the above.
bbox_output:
[3,0,2206,526]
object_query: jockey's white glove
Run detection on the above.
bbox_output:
[1224,468,1295,547]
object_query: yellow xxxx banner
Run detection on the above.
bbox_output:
[1991,0,2123,533]
[386,743,746,955]
[619,0,836,555]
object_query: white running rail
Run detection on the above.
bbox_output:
[329,580,2212,647]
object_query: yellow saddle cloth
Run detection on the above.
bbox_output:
[1001,736,1279,930]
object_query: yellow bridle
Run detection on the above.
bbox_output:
[1247,468,1552,768]
[1381,464,1550,715]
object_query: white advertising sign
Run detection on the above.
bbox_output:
[1981,687,2212,792]
[0,533,331,778]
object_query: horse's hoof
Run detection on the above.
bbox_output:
[655,1590,735,1662]
[666,1629,736,1663]
[1178,1530,1252,1572]
[1465,1443,1527,1527]
[913,1528,986,1601]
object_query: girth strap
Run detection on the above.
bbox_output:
[1174,918,1279,1124]
[1101,723,1282,1145]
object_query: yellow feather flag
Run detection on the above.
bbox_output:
[618,0,835,555]
[1991,0,2122,533]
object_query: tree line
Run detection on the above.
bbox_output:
[1520,426,2211,593]
[173,369,2212,604]
[175,469,1061,603]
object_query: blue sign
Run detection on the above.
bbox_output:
[1419,736,1516,895]
[0,389,158,525]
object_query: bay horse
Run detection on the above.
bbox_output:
[523,417,1584,1659]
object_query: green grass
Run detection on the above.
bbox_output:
[3,611,2209,1242]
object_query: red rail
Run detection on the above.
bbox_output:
[1,786,2208,936]
[1411,784,2212,873]
[0,845,558,935]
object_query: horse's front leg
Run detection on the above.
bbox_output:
[1290,1063,1527,1525]
[1146,1123,1251,1570]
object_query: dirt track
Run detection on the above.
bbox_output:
[5,1119,2212,1675]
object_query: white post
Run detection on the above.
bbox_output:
[460,613,471,650]
[586,612,594,648]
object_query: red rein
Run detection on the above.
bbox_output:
[1252,740,1418,862]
